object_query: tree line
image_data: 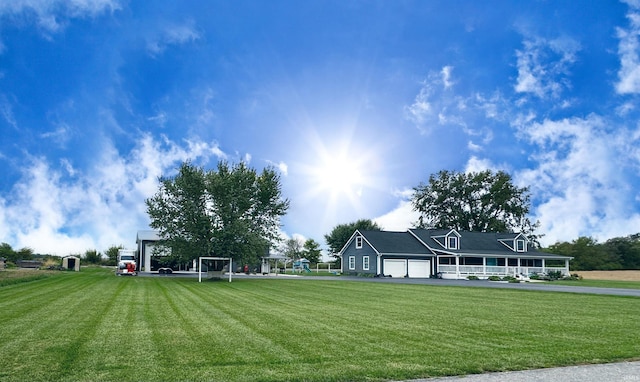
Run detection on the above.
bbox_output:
[0,244,125,267]
[4,163,639,272]
[545,235,640,271]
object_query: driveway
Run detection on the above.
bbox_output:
[409,360,640,381]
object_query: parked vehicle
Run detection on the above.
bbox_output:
[116,249,137,276]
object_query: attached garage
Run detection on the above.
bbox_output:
[408,259,430,278]
[383,259,406,278]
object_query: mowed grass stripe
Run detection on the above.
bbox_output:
[1,269,639,382]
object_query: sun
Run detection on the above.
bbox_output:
[311,149,365,200]
[300,132,376,211]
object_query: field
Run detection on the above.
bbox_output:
[575,270,640,281]
[1,268,639,382]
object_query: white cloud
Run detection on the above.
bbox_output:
[404,70,501,151]
[464,156,497,173]
[266,160,288,176]
[441,65,454,89]
[146,20,201,56]
[0,93,17,129]
[404,66,456,133]
[615,3,640,94]
[0,0,121,34]
[516,115,640,245]
[40,122,72,147]
[0,133,227,255]
[514,36,580,99]
[373,190,420,231]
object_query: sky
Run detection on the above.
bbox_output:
[2,0,640,256]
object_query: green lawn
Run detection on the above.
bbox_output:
[1,268,639,382]
[552,279,640,289]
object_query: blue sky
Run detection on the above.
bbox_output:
[2,0,640,256]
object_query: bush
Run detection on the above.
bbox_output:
[502,275,517,282]
[562,273,583,281]
[547,270,563,281]
[488,275,501,281]
[467,275,479,280]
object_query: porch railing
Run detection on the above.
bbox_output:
[437,265,568,276]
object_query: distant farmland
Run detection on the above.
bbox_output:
[576,270,640,281]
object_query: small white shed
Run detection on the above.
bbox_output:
[62,256,80,271]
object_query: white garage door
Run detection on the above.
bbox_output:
[408,260,430,278]
[383,259,406,278]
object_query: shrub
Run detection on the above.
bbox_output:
[562,273,583,281]
[547,270,563,281]
[488,275,501,281]
[502,275,517,282]
[467,275,479,280]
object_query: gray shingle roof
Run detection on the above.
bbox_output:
[358,230,432,255]
[409,229,569,258]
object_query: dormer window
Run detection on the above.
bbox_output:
[355,236,363,249]
[447,236,458,250]
[516,239,526,252]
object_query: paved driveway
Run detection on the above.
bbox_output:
[408,360,640,381]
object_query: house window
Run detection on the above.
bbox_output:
[363,256,370,270]
[516,240,526,252]
[520,259,542,267]
[460,257,482,265]
[486,258,506,267]
[355,236,363,249]
[439,257,455,265]
[447,236,458,249]
[348,256,356,270]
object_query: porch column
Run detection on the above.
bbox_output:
[455,256,460,278]
[377,255,382,276]
[542,258,546,274]
[565,259,570,275]
[516,258,521,276]
[482,257,486,276]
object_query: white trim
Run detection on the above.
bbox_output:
[348,256,356,270]
[447,236,459,250]
[355,236,363,249]
[363,256,370,270]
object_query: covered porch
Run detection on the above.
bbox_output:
[436,255,571,280]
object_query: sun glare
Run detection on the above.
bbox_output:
[312,151,365,199]
[300,130,378,214]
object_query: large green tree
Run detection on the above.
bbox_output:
[412,170,540,241]
[104,245,124,266]
[324,219,382,263]
[302,239,322,265]
[146,161,289,265]
[280,238,304,263]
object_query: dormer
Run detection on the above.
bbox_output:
[498,233,528,252]
[445,230,461,250]
[430,229,461,250]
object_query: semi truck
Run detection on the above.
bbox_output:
[116,249,137,276]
